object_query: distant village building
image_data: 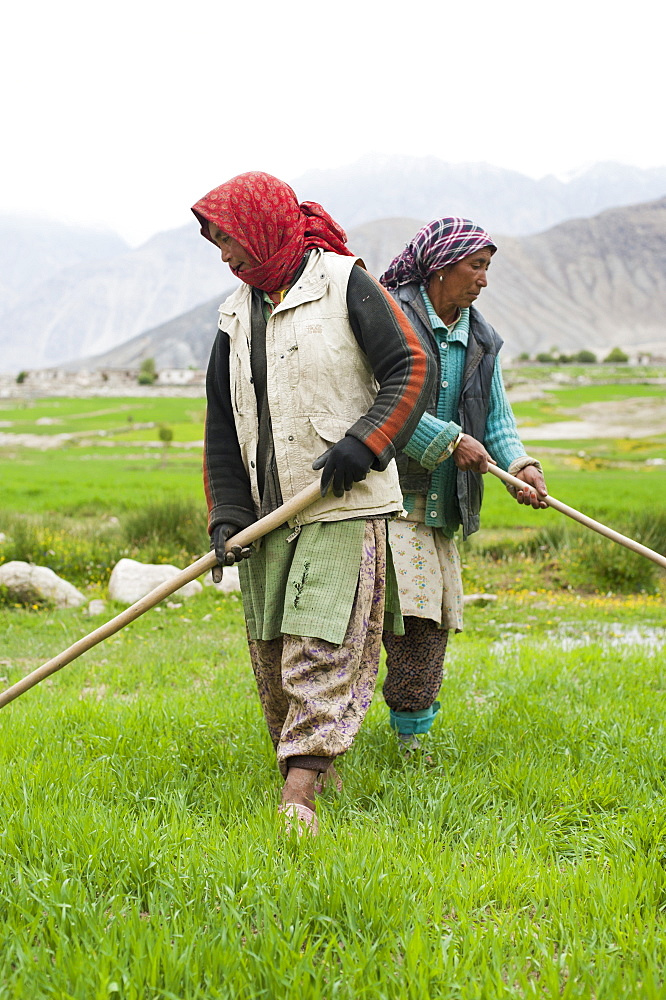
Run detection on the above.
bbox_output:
[17,367,137,388]
[0,366,206,398]
[636,351,666,365]
[156,368,206,386]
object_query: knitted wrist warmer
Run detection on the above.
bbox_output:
[505,456,543,497]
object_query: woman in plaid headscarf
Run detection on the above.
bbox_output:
[379,218,548,750]
[193,172,434,833]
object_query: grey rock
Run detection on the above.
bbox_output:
[0,214,127,314]
[294,154,666,237]
[1,225,230,372]
[108,557,203,605]
[0,560,85,607]
[479,197,666,359]
[76,296,227,371]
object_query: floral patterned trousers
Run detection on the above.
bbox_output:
[247,519,386,777]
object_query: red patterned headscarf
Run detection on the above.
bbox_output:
[192,171,353,293]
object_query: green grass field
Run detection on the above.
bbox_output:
[2,390,665,519]
[3,445,205,515]
[0,396,206,437]
[1,590,665,998]
[1,391,665,997]
[506,363,666,384]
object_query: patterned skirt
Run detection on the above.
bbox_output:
[388,518,464,631]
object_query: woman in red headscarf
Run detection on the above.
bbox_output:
[193,172,434,834]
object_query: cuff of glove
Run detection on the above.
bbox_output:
[505,456,543,498]
[208,506,258,535]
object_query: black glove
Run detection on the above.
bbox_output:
[211,523,253,583]
[312,436,376,498]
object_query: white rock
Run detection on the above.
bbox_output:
[85,599,107,616]
[0,560,85,608]
[108,557,203,604]
[463,593,498,607]
[202,565,241,593]
[0,532,6,544]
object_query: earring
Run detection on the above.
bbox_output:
[439,274,443,282]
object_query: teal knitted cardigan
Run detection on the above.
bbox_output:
[401,287,527,536]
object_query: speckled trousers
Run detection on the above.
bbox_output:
[247,519,387,777]
[383,616,450,712]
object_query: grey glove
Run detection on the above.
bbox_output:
[211,522,253,583]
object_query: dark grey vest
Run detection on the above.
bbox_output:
[388,282,503,538]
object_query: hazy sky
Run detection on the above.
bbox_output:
[3,0,664,245]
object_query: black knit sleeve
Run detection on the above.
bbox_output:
[203,330,257,534]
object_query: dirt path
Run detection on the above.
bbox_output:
[513,396,666,441]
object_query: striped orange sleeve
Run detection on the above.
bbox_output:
[363,274,430,455]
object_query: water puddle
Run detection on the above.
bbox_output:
[491,623,665,655]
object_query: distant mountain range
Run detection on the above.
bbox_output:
[76,218,426,371]
[1,157,665,372]
[0,215,127,313]
[0,223,229,372]
[293,155,666,235]
[477,197,666,358]
[81,200,666,369]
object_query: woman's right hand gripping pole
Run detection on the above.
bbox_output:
[211,523,254,583]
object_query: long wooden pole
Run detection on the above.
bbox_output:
[0,480,323,710]
[488,465,666,570]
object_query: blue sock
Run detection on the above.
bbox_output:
[389,702,441,735]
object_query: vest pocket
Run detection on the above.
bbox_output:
[307,415,351,449]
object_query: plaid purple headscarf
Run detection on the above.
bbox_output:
[380,217,496,290]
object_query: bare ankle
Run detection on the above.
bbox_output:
[281,766,317,810]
